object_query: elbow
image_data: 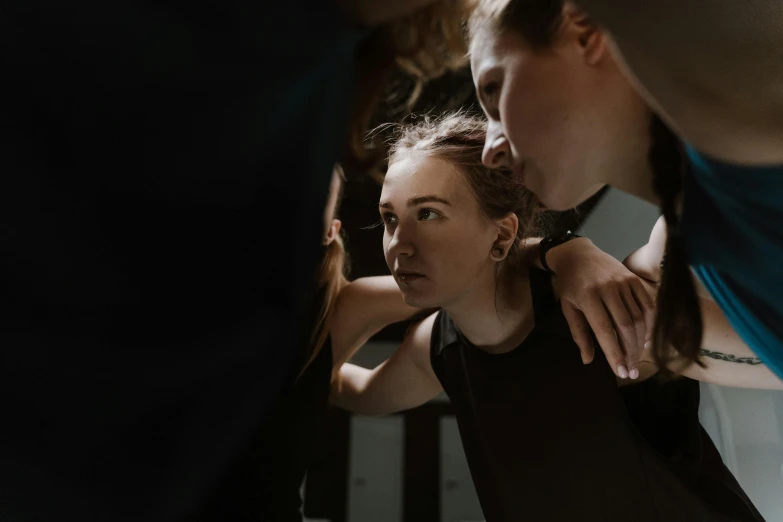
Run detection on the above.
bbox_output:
[329,380,382,416]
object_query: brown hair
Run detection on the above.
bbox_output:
[340,1,475,177]
[300,165,351,377]
[388,111,542,257]
[468,0,565,48]
[468,0,704,373]
[648,117,703,375]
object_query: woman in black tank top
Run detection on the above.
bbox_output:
[202,159,681,520]
[332,113,767,521]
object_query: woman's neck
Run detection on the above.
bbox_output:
[444,264,535,354]
[610,159,659,205]
[605,110,661,206]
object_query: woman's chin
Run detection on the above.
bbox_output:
[401,291,436,310]
[535,176,607,211]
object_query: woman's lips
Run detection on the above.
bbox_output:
[397,270,425,285]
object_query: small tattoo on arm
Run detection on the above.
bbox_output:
[699,349,763,365]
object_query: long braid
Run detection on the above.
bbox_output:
[648,116,704,375]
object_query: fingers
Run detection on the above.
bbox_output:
[601,288,641,379]
[561,301,595,364]
[580,296,629,379]
[630,278,656,346]
[619,286,645,377]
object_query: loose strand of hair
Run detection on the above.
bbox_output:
[298,234,350,380]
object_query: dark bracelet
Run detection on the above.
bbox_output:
[540,230,582,274]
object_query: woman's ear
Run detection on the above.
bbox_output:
[490,213,519,261]
[324,219,342,246]
[562,2,608,66]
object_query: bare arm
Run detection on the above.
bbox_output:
[522,236,656,380]
[574,0,783,164]
[330,276,421,373]
[330,312,443,415]
[624,217,783,389]
[624,216,713,302]
[680,298,782,390]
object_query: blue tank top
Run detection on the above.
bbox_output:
[680,145,783,377]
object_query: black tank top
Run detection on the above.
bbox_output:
[430,268,764,522]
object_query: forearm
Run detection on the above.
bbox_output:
[624,256,783,389]
[681,298,783,390]
[684,350,782,390]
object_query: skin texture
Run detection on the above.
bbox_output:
[380,153,512,313]
[624,217,783,390]
[472,14,656,211]
[573,0,783,165]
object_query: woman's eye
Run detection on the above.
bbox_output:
[482,82,502,107]
[480,81,502,120]
[483,82,499,99]
[418,208,440,221]
[381,212,397,225]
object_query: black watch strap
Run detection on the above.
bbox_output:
[539,230,581,274]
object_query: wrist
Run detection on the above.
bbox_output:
[544,236,592,274]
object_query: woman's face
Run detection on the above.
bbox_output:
[380,153,500,309]
[470,20,651,210]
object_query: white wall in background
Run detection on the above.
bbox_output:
[577,189,660,260]
[700,384,783,519]
[440,416,483,522]
[347,415,404,522]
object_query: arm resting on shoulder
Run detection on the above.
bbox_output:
[330,312,443,415]
[624,217,783,390]
[330,275,420,373]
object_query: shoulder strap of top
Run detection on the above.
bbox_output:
[429,309,463,382]
[429,310,445,383]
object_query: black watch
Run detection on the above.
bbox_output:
[539,230,582,274]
